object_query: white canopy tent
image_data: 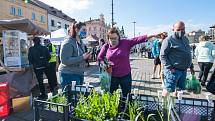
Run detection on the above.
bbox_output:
[41,28,96,45]
[41,28,68,45]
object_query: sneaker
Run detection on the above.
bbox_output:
[151,74,156,79]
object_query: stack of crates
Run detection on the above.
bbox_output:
[0,82,10,118]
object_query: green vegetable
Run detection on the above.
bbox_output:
[75,90,120,120]
[47,94,67,113]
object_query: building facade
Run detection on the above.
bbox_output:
[0,0,48,30]
[209,25,215,42]
[85,14,109,41]
[33,0,75,32]
[187,30,205,43]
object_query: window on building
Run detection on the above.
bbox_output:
[94,27,96,31]
[57,22,61,28]
[17,8,22,16]
[89,27,91,31]
[10,6,16,15]
[51,20,55,27]
[40,15,45,23]
[32,12,36,20]
[65,24,69,29]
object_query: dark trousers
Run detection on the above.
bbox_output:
[198,62,213,84]
[47,62,58,90]
[34,63,57,95]
[110,73,132,98]
[34,68,49,95]
[209,68,215,82]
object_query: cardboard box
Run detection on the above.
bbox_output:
[12,96,31,112]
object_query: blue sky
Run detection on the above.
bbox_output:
[42,0,215,37]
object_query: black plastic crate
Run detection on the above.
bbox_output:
[34,88,214,121]
[132,94,215,121]
[34,85,94,121]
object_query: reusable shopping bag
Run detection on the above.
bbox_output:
[99,69,111,92]
[185,75,201,94]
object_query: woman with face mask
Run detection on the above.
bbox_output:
[58,22,91,89]
[97,27,162,98]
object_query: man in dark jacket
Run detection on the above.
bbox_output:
[28,37,51,99]
[160,21,192,97]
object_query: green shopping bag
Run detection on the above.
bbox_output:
[99,70,111,92]
[185,75,201,94]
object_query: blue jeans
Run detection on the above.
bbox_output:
[59,72,84,90]
[163,68,187,92]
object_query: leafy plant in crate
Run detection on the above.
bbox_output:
[146,94,181,121]
[118,95,145,121]
[74,90,120,121]
[47,93,67,113]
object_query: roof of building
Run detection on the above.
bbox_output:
[210,25,215,28]
[31,0,75,22]
[85,19,100,24]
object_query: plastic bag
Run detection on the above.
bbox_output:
[185,75,201,94]
[99,70,111,92]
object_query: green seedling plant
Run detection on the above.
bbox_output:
[47,93,67,113]
[75,90,120,121]
[119,95,145,121]
[146,93,180,121]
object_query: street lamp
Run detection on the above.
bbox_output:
[132,21,136,37]
[132,21,137,53]
[111,0,114,27]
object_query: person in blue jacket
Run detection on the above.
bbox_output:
[151,38,161,79]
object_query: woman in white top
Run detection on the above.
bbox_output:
[195,35,215,86]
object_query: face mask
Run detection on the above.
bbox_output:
[175,31,185,39]
[110,39,119,46]
[79,31,86,39]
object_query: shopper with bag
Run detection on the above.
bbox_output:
[97,27,163,98]
[160,21,192,97]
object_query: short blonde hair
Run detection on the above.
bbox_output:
[199,35,209,42]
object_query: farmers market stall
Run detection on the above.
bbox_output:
[0,18,50,117]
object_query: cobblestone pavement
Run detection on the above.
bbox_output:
[3,55,215,121]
